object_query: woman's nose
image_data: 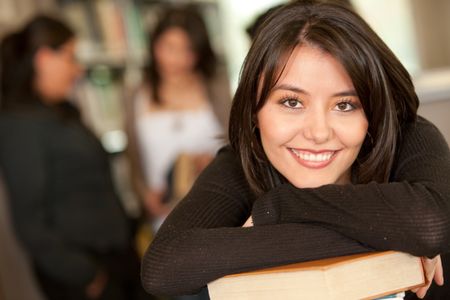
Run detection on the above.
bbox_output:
[302,110,333,144]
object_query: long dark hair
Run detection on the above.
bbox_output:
[0,15,75,109]
[229,1,419,195]
[145,5,217,104]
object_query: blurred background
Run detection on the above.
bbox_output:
[0,0,449,299]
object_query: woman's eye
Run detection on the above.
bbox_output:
[335,102,355,112]
[282,99,303,109]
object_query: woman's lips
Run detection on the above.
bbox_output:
[289,148,338,169]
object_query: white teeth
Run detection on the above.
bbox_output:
[290,149,334,162]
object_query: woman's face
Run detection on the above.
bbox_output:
[34,39,82,103]
[257,45,368,188]
[153,27,197,77]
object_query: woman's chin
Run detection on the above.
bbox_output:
[288,178,336,189]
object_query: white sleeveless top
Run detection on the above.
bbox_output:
[135,93,224,191]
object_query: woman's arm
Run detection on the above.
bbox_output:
[142,117,450,296]
[251,117,450,256]
[123,87,150,207]
[142,147,371,295]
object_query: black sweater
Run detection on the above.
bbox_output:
[141,116,450,296]
[0,103,130,286]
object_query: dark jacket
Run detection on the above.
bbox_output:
[0,102,130,286]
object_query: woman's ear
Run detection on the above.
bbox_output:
[33,47,60,101]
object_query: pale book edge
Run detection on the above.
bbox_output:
[208,251,426,300]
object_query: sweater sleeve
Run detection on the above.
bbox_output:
[252,117,450,257]
[142,147,371,296]
[0,119,97,286]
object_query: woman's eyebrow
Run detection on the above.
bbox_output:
[272,84,309,94]
[332,90,358,97]
[273,84,357,98]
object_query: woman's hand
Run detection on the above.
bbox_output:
[193,153,214,173]
[242,216,253,227]
[411,255,444,298]
[85,270,108,299]
[144,189,171,217]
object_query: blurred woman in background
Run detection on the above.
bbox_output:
[0,15,149,300]
[126,5,231,231]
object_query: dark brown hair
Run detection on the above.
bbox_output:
[0,15,75,109]
[229,1,419,195]
[246,0,354,40]
[146,5,217,104]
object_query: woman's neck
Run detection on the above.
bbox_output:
[150,72,207,111]
[160,72,199,88]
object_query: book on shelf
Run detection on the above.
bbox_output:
[207,251,425,300]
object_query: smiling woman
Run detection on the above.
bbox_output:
[141,1,450,299]
[257,45,368,188]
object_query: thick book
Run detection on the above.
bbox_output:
[207,251,425,300]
